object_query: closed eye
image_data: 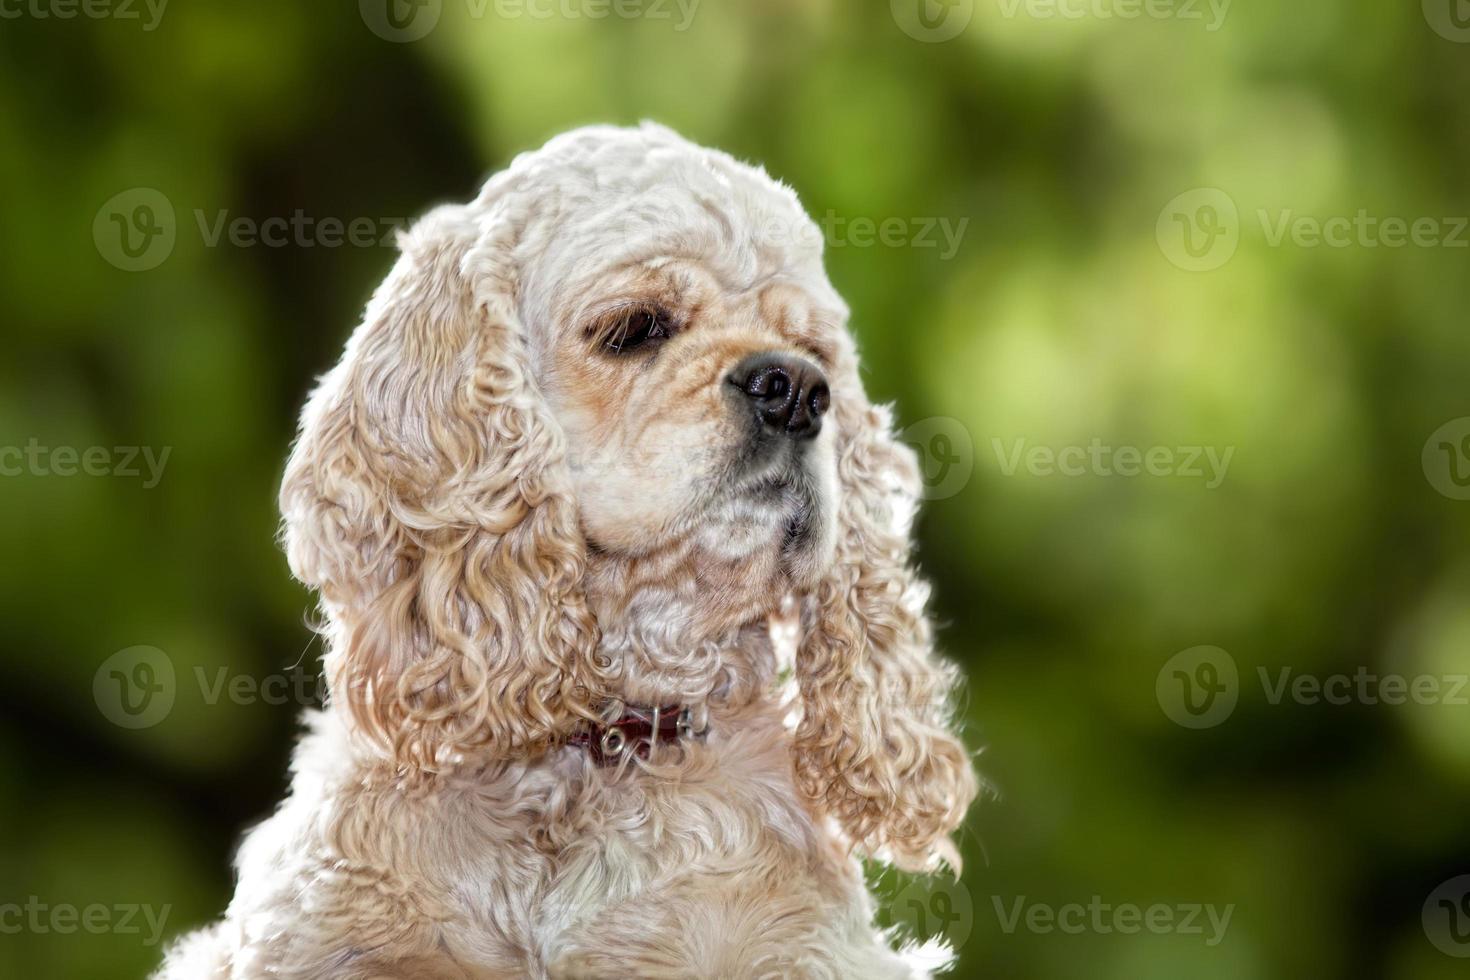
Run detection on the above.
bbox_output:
[594,304,675,354]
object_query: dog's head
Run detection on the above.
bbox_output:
[281,124,974,869]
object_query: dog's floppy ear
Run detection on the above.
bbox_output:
[792,349,978,872]
[280,200,604,769]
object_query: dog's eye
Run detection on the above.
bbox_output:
[603,307,670,354]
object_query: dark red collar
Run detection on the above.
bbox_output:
[567,702,708,765]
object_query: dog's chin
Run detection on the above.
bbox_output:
[741,475,832,588]
[578,478,832,644]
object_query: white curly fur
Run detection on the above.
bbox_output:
[155,123,977,980]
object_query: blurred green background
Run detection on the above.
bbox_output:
[3,1,1470,977]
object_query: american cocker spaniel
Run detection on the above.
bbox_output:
[157,123,978,980]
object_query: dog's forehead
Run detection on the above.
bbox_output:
[502,125,843,322]
[521,123,807,227]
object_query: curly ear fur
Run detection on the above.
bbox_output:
[792,359,978,872]
[279,203,602,769]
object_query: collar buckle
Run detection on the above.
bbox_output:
[571,700,709,765]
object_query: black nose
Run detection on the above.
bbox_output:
[728,352,831,440]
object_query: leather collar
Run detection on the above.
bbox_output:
[567,702,709,765]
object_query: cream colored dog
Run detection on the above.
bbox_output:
[157,123,977,980]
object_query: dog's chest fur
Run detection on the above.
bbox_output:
[223,693,914,979]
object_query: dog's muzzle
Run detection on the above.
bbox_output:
[567,701,710,765]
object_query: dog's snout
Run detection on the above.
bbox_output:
[728,352,830,440]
